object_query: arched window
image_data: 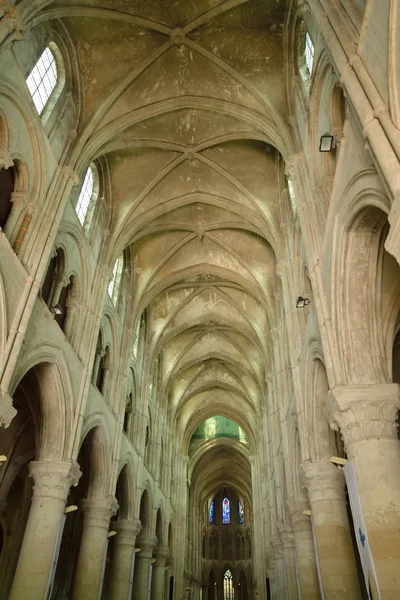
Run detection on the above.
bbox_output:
[26,47,58,115]
[209,500,215,524]
[238,501,244,524]
[223,570,233,600]
[305,32,314,75]
[108,255,123,305]
[222,497,230,524]
[124,392,133,436]
[75,165,99,230]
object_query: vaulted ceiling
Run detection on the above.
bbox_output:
[33,0,292,455]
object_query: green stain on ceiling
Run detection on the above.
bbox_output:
[191,416,247,442]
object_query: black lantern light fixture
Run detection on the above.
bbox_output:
[319,132,336,152]
[50,304,62,315]
[296,296,310,308]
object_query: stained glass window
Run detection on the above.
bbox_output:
[222,497,230,524]
[238,501,244,524]
[223,570,233,600]
[305,32,314,75]
[209,500,215,524]
[26,47,58,115]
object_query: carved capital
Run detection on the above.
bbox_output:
[136,535,158,558]
[29,460,81,501]
[301,461,345,504]
[113,518,141,545]
[81,496,118,527]
[0,1,24,44]
[0,390,17,427]
[61,166,80,187]
[287,499,312,532]
[0,148,13,169]
[327,384,400,447]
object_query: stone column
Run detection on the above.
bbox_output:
[328,384,400,597]
[72,496,118,600]
[9,460,80,600]
[287,500,320,600]
[272,540,286,599]
[133,536,157,600]
[151,548,168,600]
[108,519,141,600]
[301,462,361,599]
[279,523,299,600]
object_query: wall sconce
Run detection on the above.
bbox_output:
[50,304,62,315]
[319,133,336,152]
[296,296,310,308]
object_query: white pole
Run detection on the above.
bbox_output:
[128,549,136,600]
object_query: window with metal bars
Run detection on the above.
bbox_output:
[26,47,58,115]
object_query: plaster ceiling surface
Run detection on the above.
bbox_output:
[35,0,290,463]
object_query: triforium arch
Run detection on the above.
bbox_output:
[1,2,400,600]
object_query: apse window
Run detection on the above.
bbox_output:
[209,500,215,524]
[26,47,58,115]
[305,32,314,75]
[238,501,244,524]
[223,570,234,600]
[108,255,123,305]
[222,497,230,524]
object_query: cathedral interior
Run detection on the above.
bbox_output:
[0,0,400,598]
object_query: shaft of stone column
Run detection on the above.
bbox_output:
[150,549,168,600]
[329,384,400,597]
[108,519,141,600]
[133,536,157,600]
[287,500,321,600]
[72,496,118,600]
[301,462,361,600]
[9,461,80,600]
[279,523,300,600]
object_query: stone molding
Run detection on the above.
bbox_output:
[28,460,81,501]
[301,461,346,504]
[81,496,119,528]
[327,384,400,447]
[0,390,17,427]
[278,522,295,548]
[153,545,169,567]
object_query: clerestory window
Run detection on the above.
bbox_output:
[75,164,99,231]
[108,255,123,304]
[26,47,58,115]
[305,32,314,75]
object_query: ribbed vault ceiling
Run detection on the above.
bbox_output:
[32,0,290,465]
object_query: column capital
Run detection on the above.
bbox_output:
[28,460,81,501]
[0,389,17,428]
[113,518,141,545]
[154,545,169,567]
[301,461,345,504]
[81,496,118,527]
[327,384,400,446]
[287,499,312,532]
[278,522,295,548]
[136,535,157,558]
